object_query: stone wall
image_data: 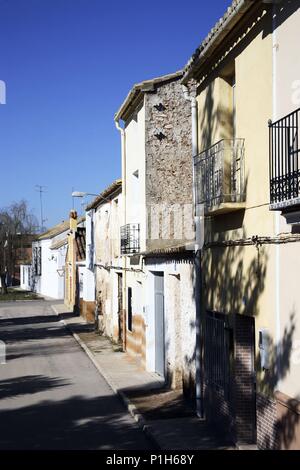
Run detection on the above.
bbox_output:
[145,78,194,251]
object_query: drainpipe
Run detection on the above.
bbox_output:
[115,118,127,352]
[182,84,204,418]
[272,2,282,389]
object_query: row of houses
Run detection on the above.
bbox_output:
[21,0,300,450]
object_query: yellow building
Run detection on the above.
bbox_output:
[64,211,86,313]
[182,0,300,449]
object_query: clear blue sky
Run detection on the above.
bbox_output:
[0,0,231,229]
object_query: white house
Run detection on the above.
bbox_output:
[85,180,123,338]
[31,220,69,299]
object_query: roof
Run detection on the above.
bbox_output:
[37,220,70,241]
[182,0,259,83]
[37,216,85,241]
[115,70,183,122]
[50,237,68,250]
[86,179,122,211]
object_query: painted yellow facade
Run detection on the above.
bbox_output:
[183,0,300,449]
[64,210,78,311]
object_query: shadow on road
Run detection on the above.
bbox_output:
[0,313,95,344]
[0,391,154,450]
[0,375,70,400]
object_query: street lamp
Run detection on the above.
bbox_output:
[72,191,98,198]
[71,191,111,203]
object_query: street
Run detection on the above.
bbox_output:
[0,300,153,450]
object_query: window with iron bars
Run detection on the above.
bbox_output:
[33,246,42,276]
[120,223,140,255]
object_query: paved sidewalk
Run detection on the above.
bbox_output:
[51,304,236,450]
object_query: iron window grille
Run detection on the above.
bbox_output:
[194,138,245,212]
[269,108,300,207]
[120,223,140,255]
[33,246,42,276]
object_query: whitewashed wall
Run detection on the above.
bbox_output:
[20,264,32,291]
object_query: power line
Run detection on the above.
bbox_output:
[35,185,47,232]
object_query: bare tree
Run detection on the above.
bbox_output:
[0,200,39,293]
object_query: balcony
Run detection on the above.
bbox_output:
[120,223,140,255]
[194,139,246,215]
[269,108,300,213]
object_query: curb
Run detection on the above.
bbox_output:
[51,304,161,450]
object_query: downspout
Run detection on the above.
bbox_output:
[182,84,204,418]
[115,118,127,352]
[272,2,282,388]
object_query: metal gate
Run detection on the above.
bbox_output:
[205,311,231,399]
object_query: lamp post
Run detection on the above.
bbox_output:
[71,191,111,214]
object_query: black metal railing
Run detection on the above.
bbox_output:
[194,138,245,212]
[120,223,140,255]
[269,108,300,206]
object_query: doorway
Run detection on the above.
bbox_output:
[154,272,165,377]
[117,273,124,344]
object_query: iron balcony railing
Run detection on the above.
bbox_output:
[120,223,140,255]
[269,108,300,207]
[194,138,245,212]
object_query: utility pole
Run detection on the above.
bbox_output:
[35,185,47,232]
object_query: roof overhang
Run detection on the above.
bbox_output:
[115,71,183,123]
[86,179,122,211]
[182,0,275,84]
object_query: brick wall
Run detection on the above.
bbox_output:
[257,393,278,449]
[234,314,256,443]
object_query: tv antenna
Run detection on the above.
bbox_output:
[35,185,48,231]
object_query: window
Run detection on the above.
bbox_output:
[120,223,140,255]
[33,246,42,276]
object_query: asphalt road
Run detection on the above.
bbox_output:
[0,300,153,450]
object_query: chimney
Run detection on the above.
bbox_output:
[69,210,77,232]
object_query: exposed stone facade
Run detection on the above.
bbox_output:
[145,78,194,251]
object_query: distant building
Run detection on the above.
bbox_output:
[31,220,69,299]
[85,180,122,333]
[64,210,86,312]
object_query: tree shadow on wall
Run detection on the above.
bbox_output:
[188,230,300,449]
[255,311,299,449]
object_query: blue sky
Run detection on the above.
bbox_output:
[0,0,231,228]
